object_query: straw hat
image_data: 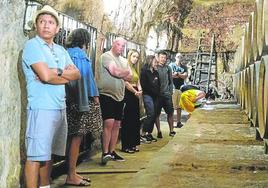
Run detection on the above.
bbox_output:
[33,5,60,26]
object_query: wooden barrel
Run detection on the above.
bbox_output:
[238,72,243,106]
[247,12,254,65]
[238,72,242,105]
[245,67,252,116]
[251,0,260,62]
[257,56,268,138]
[244,23,249,69]
[234,73,241,103]
[240,69,247,110]
[251,61,261,127]
[256,0,263,59]
[262,0,268,55]
[257,0,265,58]
[239,36,246,71]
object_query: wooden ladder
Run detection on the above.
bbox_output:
[192,35,217,93]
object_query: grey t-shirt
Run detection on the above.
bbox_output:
[97,51,128,101]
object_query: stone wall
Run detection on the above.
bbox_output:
[0,1,27,187]
[181,0,255,52]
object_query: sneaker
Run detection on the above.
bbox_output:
[169,131,176,137]
[121,148,135,154]
[101,153,112,165]
[176,122,184,128]
[111,151,125,161]
[157,132,163,138]
[140,135,152,144]
[194,102,203,108]
[147,134,157,142]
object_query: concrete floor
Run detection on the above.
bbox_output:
[52,103,268,188]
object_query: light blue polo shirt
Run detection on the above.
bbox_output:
[22,36,73,110]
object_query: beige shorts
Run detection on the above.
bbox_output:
[172,89,182,109]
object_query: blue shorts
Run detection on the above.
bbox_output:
[25,109,67,161]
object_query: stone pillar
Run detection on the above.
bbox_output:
[0,1,27,187]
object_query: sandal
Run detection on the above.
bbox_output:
[82,177,91,183]
[64,180,91,186]
[121,148,135,153]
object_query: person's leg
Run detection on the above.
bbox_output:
[176,108,181,123]
[195,91,206,102]
[167,113,174,132]
[121,91,132,150]
[99,95,115,154]
[176,90,184,127]
[25,160,40,188]
[39,161,52,186]
[172,89,179,124]
[142,95,155,134]
[66,136,83,184]
[102,119,114,153]
[155,116,162,138]
[109,120,121,152]
[163,95,175,135]
[155,97,162,137]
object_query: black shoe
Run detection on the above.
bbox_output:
[101,153,112,165]
[157,132,163,138]
[111,151,125,161]
[194,103,203,108]
[147,134,157,142]
[176,122,184,128]
[169,131,176,137]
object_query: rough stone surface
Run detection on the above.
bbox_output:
[181,0,255,52]
[0,1,27,187]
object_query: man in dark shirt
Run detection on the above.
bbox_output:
[155,51,176,138]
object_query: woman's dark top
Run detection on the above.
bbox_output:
[140,64,160,98]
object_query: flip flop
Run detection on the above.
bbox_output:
[64,180,91,187]
[82,177,91,183]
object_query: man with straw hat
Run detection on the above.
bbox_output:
[22,5,80,188]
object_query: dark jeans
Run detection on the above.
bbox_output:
[142,95,158,133]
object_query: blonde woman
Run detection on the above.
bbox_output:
[121,49,143,153]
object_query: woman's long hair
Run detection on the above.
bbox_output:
[127,49,140,74]
[145,55,156,70]
[66,28,90,49]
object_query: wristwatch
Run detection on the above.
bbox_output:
[57,68,63,76]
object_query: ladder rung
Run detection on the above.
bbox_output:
[198,52,210,56]
[196,60,210,64]
[196,68,208,71]
[202,72,215,75]
[196,60,216,64]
